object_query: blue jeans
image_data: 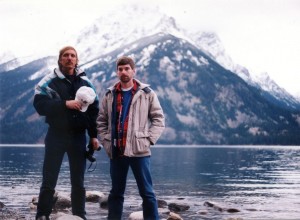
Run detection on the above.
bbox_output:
[108,156,159,220]
[36,129,87,219]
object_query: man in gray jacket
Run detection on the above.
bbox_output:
[97,56,165,220]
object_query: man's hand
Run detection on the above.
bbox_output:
[90,138,100,151]
[66,100,82,111]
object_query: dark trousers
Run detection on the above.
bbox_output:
[36,129,87,219]
[107,156,159,220]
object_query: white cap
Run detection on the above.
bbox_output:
[75,86,96,112]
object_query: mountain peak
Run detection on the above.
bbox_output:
[73,4,182,64]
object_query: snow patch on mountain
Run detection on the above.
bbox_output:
[29,57,56,80]
[253,72,300,105]
[137,44,157,68]
[0,55,43,73]
[0,51,15,65]
[177,113,198,125]
[73,4,185,63]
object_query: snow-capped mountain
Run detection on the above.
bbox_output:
[190,31,237,73]
[189,30,300,108]
[72,5,299,107]
[0,4,298,106]
[1,32,300,145]
[73,5,184,63]
[0,4,300,144]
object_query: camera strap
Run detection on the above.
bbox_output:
[86,161,97,172]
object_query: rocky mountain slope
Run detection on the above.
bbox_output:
[0,6,299,144]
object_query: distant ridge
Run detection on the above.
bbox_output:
[0,6,299,145]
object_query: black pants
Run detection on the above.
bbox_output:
[36,129,87,219]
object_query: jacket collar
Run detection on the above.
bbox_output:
[108,78,150,92]
[54,67,85,79]
[114,79,138,93]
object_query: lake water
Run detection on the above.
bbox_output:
[1,145,300,220]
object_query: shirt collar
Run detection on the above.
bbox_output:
[115,79,138,93]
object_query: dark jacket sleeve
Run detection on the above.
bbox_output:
[86,98,100,138]
[33,94,66,117]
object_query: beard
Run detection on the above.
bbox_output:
[120,75,131,83]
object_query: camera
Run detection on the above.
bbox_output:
[85,144,101,162]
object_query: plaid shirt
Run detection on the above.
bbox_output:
[115,80,138,156]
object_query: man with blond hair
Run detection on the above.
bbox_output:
[33,46,99,220]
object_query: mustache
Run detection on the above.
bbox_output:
[120,75,131,82]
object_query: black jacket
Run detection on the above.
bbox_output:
[33,68,99,137]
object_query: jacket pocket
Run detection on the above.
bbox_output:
[103,134,112,157]
[133,131,150,154]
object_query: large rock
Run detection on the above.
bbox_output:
[128,211,143,220]
[99,194,108,209]
[157,199,168,208]
[30,192,71,210]
[86,191,105,203]
[167,212,183,220]
[204,201,241,213]
[31,191,106,210]
[53,192,71,210]
[168,203,190,212]
[158,207,170,215]
[52,212,83,220]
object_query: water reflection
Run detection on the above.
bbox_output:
[151,146,300,219]
[1,146,300,219]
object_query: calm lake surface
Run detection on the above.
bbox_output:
[1,145,300,220]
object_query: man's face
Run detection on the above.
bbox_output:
[117,64,135,83]
[59,49,77,71]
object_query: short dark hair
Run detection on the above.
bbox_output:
[116,56,135,70]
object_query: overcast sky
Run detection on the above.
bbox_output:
[1,0,300,97]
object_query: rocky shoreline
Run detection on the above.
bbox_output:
[1,191,253,220]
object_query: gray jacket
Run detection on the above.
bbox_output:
[97,79,165,158]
